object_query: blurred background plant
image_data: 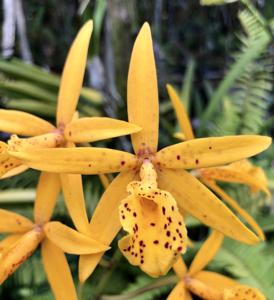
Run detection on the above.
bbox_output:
[0,0,273,299]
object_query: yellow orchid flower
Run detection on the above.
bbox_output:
[167,84,270,240]
[8,23,271,282]
[168,231,266,300]
[0,20,141,236]
[0,172,108,300]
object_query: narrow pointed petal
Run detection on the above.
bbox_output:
[42,239,78,300]
[1,164,28,179]
[188,231,224,276]
[167,281,190,300]
[0,228,43,284]
[155,136,271,169]
[0,209,34,233]
[99,174,111,189]
[60,174,90,234]
[174,132,185,141]
[0,234,22,257]
[8,132,64,152]
[128,22,159,154]
[79,171,136,283]
[44,222,109,254]
[200,160,270,196]
[223,285,266,300]
[34,172,61,225]
[9,147,138,174]
[56,21,93,126]
[0,109,55,136]
[167,84,195,140]
[202,179,265,240]
[194,271,237,291]
[173,257,188,279]
[185,277,223,299]
[158,169,260,245]
[0,142,21,177]
[64,117,142,143]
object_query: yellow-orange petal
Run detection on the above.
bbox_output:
[223,285,266,300]
[79,171,136,283]
[56,21,93,126]
[185,276,223,299]
[99,174,111,189]
[158,169,259,245]
[0,109,55,136]
[0,234,22,257]
[8,132,64,152]
[174,132,186,141]
[118,182,187,277]
[60,173,90,234]
[166,84,195,140]
[0,142,22,177]
[155,136,271,169]
[1,164,28,179]
[9,147,138,174]
[193,271,237,292]
[127,22,159,154]
[188,230,224,276]
[0,209,34,233]
[0,228,44,284]
[167,281,191,300]
[202,179,265,241]
[173,257,188,279]
[41,238,78,300]
[34,172,61,225]
[44,222,109,254]
[64,117,142,143]
[199,160,270,196]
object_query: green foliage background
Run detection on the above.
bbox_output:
[0,0,273,299]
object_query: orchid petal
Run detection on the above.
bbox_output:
[118,180,187,277]
[0,234,22,256]
[158,169,259,245]
[155,136,271,169]
[8,132,64,152]
[188,230,224,276]
[0,209,34,233]
[42,239,78,300]
[127,23,159,154]
[99,174,111,189]
[0,109,55,136]
[193,271,237,291]
[1,164,28,179]
[0,142,21,177]
[79,171,136,283]
[223,285,266,300]
[0,228,43,284]
[173,257,188,279]
[202,179,265,241]
[64,117,142,143]
[9,147,137,174]
[185,276,223,299]
[44,222,109,254]
[167,281,190,300]
[60,173,90,234]
[200,160,270,196]
[34,172,61,225]
[167,84,194,140]
[56,21,93,126]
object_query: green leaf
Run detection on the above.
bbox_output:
[200,11,272,131]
